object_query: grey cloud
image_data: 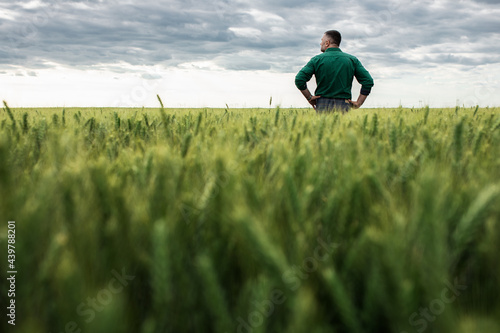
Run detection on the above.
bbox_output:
[473,0,500,3]
[347,0,500,67]
[0,0,499,73]
[141,73,162,80]
[422,53,500,66]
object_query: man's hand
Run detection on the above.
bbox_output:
[300,89,320,109]
[309,96,321,109]
[347,99,361,109]
[347,94,368,109]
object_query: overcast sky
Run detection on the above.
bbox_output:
[1,0,499,108]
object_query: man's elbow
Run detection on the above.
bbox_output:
[295,79,307,91]
[361,79,374,95]
[367,77,374,88]
[360,87,372,96]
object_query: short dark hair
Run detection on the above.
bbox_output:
[324,30,341,46]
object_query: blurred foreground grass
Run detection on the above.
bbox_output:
[0,105,499,333]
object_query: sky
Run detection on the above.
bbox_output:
[1,0,499,108]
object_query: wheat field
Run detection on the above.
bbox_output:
[1,102,500,333]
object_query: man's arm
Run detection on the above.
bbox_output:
[350,58,374,108]
[295,59,319,107]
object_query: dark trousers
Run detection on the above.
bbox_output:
[316,97,351,114]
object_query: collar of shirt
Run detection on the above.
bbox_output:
[325,47,342,53]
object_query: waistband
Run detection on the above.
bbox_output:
[319,97,348,101]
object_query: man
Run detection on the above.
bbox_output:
[295,30,374,113]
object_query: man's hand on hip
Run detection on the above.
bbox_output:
[347,94,368,109]
[300,89,321,109]
[309,96,321,109]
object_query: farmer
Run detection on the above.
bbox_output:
[295,30,374,113]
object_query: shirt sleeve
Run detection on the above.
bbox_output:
[295,58,315,90]
[354,59,374,96]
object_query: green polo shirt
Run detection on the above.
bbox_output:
[295,47,374,99]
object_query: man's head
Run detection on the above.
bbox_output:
[320,30,341,52]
